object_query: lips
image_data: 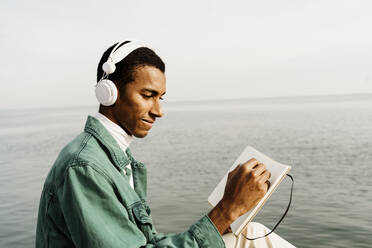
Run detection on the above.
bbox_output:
[141,119,155,128]
[142,119,154,124]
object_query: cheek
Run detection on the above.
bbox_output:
[134,97,152,115]
[127,97,152,121]
[119,91,152,121]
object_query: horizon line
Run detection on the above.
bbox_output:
[1,92,372,112]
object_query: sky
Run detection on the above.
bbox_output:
[1,0,372,109]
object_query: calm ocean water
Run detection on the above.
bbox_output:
[1,94,371,248]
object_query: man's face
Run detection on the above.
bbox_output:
[112,65,166,138]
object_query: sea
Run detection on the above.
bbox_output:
[1,94,371,248]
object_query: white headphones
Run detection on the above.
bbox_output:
[95,39,149,106]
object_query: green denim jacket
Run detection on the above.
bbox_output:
[35,116,225,248]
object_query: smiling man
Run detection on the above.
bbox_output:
[35,40,274,248]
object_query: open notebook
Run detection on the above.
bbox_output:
[208,146,291,236]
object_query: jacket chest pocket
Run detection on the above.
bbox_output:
[130,201,154,242]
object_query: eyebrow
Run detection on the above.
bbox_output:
[142,89,166,96]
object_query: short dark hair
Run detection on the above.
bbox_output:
[96,42,165,87]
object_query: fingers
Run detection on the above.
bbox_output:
[241,158,259,171]
[248,160,271,182]
[252,163,266,176]
[234,159,271,188]
[259,170,271,184]
[265,180,271,191]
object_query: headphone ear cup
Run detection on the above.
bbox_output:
[95,79,118,106]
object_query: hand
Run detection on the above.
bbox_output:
[207,158,271,236]
[221,158,271,221]
[223,226,232,235]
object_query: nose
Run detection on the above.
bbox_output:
[150,98,163,118]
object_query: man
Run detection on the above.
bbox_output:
[35,40,272,248]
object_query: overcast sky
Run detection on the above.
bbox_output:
[1,0,372,109]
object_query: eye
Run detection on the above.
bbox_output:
[142,94,152,99]
[160,97,164,101]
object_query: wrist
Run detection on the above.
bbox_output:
[217,199,236,223]
[208,200,235,236]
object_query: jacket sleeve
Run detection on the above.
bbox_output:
[149,215,226,248]
[58,164,225,248]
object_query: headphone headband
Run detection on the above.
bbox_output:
[108,40,149,66]
[96,39,151,106]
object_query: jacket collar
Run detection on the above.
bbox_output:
[84,115,147,199]
[84,115,134,170]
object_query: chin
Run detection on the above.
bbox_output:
[133,130,149,138]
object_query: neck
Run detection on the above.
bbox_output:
[98,106,132,136]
